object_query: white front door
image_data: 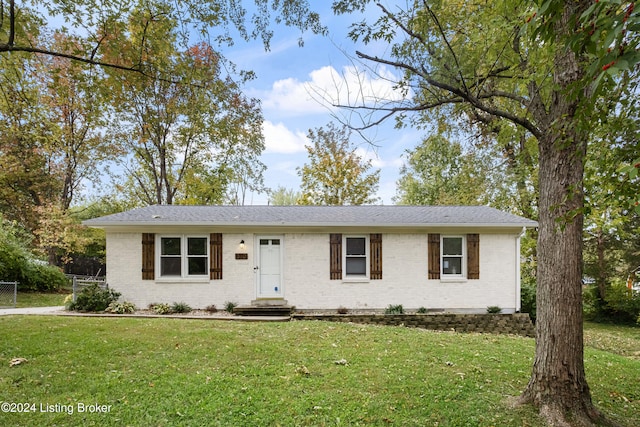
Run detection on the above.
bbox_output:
[256,236,283,298]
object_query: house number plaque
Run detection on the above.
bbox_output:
[235,253,248,260]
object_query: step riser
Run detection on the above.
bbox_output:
[234,305,293,316]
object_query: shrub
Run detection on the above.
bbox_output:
[204,304,218,313]
[584,281,640,324]
[68,284,120,312]
[520,281,537,322]
[337,306,348,314]
[486,306,502,314]
[105,301,136,314]
[224,301,238,313]
[0,216,67,292]
[416,307,428,314]
[150,303,172,315]
[171,301,192,314]
[385,304,404,314]
[21,262,68,292]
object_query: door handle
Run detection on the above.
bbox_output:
[253,266,259,271]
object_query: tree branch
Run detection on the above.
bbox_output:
[354,50,543,139]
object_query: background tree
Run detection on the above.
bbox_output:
[105,9,265,206]
[332,0,631,424]
[582,81,640,322]
[0,48,59,232]
[269,186,301,206]
[36,32,111,211]
[297,123,380,205]
[395,134,495,206]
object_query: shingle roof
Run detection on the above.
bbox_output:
[83,205,537,228]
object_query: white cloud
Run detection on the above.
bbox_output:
[260,65,409,119]
[262,120,309,154]
[354,146,403,170]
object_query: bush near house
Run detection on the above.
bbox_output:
[385,304,404,314]
[67,283,120,312]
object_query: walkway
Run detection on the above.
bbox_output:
[0,306,289,321]
[0,306,65,316]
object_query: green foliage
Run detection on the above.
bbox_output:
[171,301,192,314]
[269,186,302,206]
[149,303,172,315]
[297,122,380,205]
[520,282,537,322]
[67,284,120,312]
[529,0,640,91]
[486,306,503,314]
[584,282,640,325]
[0,215,67,291]
[105,301,137,314]
[224,301,238,313]
[395,135,495,205]
[416,307,428,314]
[204,304,218,313]
[384,304,404,314]
[21,263,68,292]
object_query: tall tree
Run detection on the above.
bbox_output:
[36,32,111,210]
[0,46,60,232]
[332,0,628,424]
[395,134,495,206]
[105,7,265,206]
[297,122,380,206]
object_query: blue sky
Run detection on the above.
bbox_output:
[220,4,423,205]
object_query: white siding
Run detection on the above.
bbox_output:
[105,231,520,312]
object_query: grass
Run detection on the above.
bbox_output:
[0,317,637,427]
[15,291,71,308]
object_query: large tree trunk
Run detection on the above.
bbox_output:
[517,3,614,425]
[518,127,602,426]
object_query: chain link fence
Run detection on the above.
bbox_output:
[71,276,108,302]
[0,281,18,308]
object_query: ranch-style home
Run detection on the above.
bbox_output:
[83,205,537,313]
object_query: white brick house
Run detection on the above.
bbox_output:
[83,205,537,313]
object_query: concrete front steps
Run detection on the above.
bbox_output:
[233,299,293,316]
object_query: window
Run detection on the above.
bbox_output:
[428,234,479,280]
[159,236,209,278]
[345,236,368,277]
[442,236,464,276]
[330,233,382,281]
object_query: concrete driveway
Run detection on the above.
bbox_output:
[0,306,65,316]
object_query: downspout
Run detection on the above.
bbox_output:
[516,227,527,312]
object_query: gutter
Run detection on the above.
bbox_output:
[515,226,528,313]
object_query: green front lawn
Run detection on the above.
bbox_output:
[15,291,71,308]
[0,317,638,426]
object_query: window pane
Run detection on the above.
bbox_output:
[271,239,280,245]
[346,237,366,255]
[188,257,207,275]
[260,239,269,245]
[346,257,366,275]
[188,237,207,255]
[443,237,462,255]
[161,257,181,276]
[161,237,181,256]
[443,257,462,275]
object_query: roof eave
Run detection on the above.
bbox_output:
[84,221,538,229]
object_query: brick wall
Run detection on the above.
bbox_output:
[291,313,535,337]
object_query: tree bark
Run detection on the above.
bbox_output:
[517,3,615,425]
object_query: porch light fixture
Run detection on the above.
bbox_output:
[239,240,246,250]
